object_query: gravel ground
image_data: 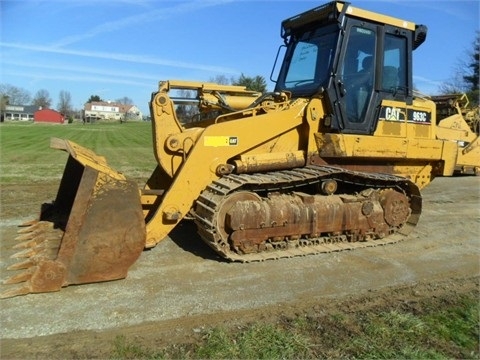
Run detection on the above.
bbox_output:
[0,176,479,340]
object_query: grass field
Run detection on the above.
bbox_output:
[0,122,156,185]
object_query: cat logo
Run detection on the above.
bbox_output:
[385,107,402,120]
[380,106,405,121]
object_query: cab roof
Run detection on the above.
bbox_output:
[282,1,416,39]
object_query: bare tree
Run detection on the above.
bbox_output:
[115,96,133,105]
[0,83,32,105]
[32,89,52,109]
[439,32,479,105]
[58,90,73,117]
[209,75,231,85]
[438,68,467,94]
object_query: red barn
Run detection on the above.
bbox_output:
[34,109,65,124]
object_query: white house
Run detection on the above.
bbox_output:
[83,101,143,122]
[1,105,37,121]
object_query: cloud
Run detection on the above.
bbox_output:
[3,69,153,88]
[0,42,239,74]
[1,59,159,81]
[413,75,443,87]
[50,0,235,48]
[413,75,443,94]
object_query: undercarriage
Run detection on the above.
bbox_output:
[194,166,422,262]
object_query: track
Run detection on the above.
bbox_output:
[194,165,422,262]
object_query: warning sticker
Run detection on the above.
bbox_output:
[204,136,238,147]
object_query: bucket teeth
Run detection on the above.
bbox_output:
[13,235,59,250]
[10,243,60,259]
[10,248,37,259]
[7,259,35,271]
[0,284,32,299]
[15,232,39,241]
[12,238,41,249]
[16,222,54,238]
[2,268,34,285]
[11,223,63,261]
[17,221,53,232]
[17,224,38,234]
[1,221,65,298]
[18,219,39,228]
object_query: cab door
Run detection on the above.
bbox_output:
[333,20,411,135]
[334,20,379,134]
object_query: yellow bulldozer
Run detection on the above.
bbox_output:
[2,1,479,298]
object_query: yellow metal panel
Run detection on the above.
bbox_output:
[437,113,478,143]
[410,123,431,139]
[338,2,416,30]
[375,120,406,137]
[391,164,433,189]
[316,133,350,157]
[454,136,480,174]
[317,133,447,161]
[441,140,458,176]
[352,136,408,158]
[406,139,443,159]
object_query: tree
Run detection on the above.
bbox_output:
[87,95,103,103]
[0,84,32,105]
[32,89,52,109]
[439,32,479,105]
[176,89,198,123]
[209,75,230,85]
[232,73,267,93]
[58,90,73,117]
[463,31,479,105]
[115,96,133,105]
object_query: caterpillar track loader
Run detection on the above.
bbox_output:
[2,1,479,298]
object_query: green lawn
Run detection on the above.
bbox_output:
[0,122,157,184]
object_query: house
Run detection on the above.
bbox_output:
[34,108,65,124]
[83,101,143,122]
[1,105,37,121]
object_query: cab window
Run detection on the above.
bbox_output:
[383,34,407,92]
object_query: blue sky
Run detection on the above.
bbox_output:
[1,0,479,115]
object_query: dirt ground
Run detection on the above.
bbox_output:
[0,175,479,358]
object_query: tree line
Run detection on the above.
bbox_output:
[0,85,139,119]
[0,73,266,123]
[0,85,75,117]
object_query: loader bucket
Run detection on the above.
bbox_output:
[1,138,146,298]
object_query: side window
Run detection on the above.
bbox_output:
[276,30,338,97]
[383,35,407,92]
[285,41,318,85]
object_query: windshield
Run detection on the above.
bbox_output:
[275,28,338,97]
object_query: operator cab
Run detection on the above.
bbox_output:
[274,1,427,134]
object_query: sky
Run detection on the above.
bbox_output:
[1,0,479,115]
